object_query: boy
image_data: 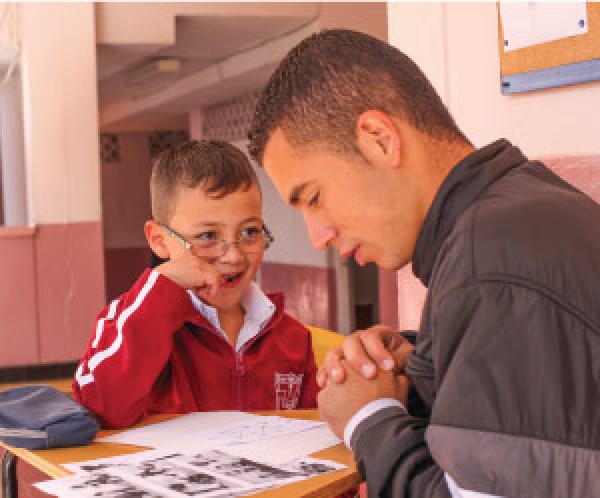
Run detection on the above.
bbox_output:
[74,140,318,428]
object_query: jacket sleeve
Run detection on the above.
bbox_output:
[352,275,576,498]
[297,328,319,409]
[73,269,197,428]
[351,407,451,498]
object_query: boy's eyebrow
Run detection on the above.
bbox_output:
[289,182,311,206]
[240,216,263,224]
[188,217,263,230]
[188,222,221,230]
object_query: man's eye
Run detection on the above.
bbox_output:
[308,191,320,207]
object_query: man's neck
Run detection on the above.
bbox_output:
[419,137,476,218]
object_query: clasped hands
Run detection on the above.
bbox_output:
[317,325,414,440]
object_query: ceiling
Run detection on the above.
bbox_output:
[96,7,320,128]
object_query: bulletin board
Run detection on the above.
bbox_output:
[498,2,600,94]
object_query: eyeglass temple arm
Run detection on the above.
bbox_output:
[158,222,192,251]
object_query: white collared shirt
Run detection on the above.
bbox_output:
[187,282,276,352]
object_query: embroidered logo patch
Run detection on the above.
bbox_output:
[274,372,303,410]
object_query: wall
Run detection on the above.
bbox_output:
[101,130,190,302]
[102,132,153,301]
[0,4,105,368]
[387,2,600,329]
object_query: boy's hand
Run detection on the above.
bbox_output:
[155,251,220,297]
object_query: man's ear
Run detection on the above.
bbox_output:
[144,220,170,260]
[355,110,401,169]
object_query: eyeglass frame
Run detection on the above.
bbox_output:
[157,221,274,259]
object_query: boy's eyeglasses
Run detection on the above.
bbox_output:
[157,222,274,260]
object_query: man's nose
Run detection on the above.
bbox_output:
[305,214,336,250]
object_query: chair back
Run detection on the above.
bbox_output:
[306,326,345,366]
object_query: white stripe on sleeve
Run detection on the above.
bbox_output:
[76,271,160,388]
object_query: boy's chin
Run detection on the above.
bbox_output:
[194,282,250,309]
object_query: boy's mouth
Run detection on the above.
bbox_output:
[221,271,245,288]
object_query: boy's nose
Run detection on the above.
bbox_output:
[218,240,245,262]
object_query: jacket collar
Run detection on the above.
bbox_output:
[412,139,527,287]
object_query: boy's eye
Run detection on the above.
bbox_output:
[240,226,262,239]
[194,231,219,245]
[308,191,320,207]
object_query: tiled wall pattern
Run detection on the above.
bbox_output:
[202,90,261,142]
[99,133,121,163]
[148,130,189,157]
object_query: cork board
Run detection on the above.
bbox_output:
[498,2,600,77]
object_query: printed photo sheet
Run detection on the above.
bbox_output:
[35,448,347,498]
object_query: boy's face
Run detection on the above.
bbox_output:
[166,182,265,311]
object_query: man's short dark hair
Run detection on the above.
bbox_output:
[248,29,468,163]
[151,140,257,223]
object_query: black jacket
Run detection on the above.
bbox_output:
[351,140,600,497]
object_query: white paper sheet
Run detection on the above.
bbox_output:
[500,1,588,52]
[97,411,261,450]
[224,425,342,465]
[98,412,327,455]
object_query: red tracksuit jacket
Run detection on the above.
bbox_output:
[73,269,319,428]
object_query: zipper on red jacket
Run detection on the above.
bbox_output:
[235,352,244,410]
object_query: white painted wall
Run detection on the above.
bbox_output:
[389,2,600,155]
[19,3,101,225]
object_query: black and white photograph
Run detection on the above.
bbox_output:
[282,457,347,478]
[114,459,250,497]
[36,448,347,497]
[174,450,303,486]
[36,472,165,498]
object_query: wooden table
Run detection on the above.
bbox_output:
[1,410,361,498]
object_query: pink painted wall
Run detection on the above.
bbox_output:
[0,228,38,366]
[0,164,3,225]
[543,155,600,204]
[35,222,105,363]
[378,268,399,331]
[0,222,105,367]
[261,262,337,331]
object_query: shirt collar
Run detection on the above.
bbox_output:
[187,282,276,351]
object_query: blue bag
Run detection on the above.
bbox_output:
[0,385,100,449]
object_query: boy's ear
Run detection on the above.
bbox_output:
[144,221,170,260]
[355,110,401,170]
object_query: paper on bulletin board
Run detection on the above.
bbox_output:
[500,1,588,52]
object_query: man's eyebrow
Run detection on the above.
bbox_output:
[289,182,311,206]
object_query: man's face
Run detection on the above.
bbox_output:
[167,182,265,311]
[262,129,422,270]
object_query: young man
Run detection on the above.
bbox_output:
[248,29,600,497]
[74,140,318,428]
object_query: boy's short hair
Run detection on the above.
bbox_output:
[151,140,258,223]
